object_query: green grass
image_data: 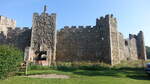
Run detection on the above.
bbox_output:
[0,66,150,84]
[1,60,150,84]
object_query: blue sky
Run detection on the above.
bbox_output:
[0,0,150,46]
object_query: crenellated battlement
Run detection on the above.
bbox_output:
[62,25,94,30]
[63,25,94,29]
[96,14,117,26]
[0,16,16,26]
[33,12,56,19]
[59,25,96,33]
[129,34,137,39]
[96,14,116,20]
[0,16,16,36]
[62,14,117,32]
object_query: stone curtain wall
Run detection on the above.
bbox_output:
[56,14,146,65]
[118,33,126,61]
[57,15,115,64]
[7,27,31,50]
[57,26,101,62]
[129,38,138,60]
[0,27,31,51]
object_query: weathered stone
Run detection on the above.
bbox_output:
[136,31,147,60]
[56,14,147,65]
[0,16,16,36]
[28,5,57,66]
[0,7,147,65]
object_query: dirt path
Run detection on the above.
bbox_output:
[25,74,70,79]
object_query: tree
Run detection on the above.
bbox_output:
[0,45,23,79]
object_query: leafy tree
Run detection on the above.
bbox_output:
[146,46,150,59]
[0,45,23,79]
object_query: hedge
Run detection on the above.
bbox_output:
[0,45,23,79]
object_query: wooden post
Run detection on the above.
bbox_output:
[24,47,30,75]
[25,61,28,75]
[48,49,52,66]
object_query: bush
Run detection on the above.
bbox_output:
[0,45,23,79]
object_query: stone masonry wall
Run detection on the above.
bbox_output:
[29,7,57,66]
[57,26,102,62]
[136,31,147,60]
[57,15,114,64]
[0,13,147,65]
[0,27,31,51]
[118,32,126,61]
[108,15,120,65]
[0,16,16,36]
[56,14,144,65]
[95,15,112,64]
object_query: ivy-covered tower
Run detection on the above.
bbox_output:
[28,5,57,66]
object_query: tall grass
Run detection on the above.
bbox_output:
[27,60,150,72]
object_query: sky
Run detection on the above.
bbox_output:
[0,0,150,46]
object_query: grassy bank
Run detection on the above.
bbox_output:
[0,60,150,84]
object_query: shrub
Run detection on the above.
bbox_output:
[0,45,23,79]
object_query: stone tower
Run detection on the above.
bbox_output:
[28,5,57,66]
[95,15,112,64]
[108,15,120,65]
[136,31,147,60]
[96,14,119,65]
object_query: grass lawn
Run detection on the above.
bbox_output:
[0,67,150,84]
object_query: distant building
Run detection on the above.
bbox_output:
[0,16,16,36]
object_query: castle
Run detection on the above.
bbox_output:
[0,6,147,65]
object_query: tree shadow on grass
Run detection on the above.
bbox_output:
[127,75,150,80]
[71,67,150,80]
[56,65,150,80]
[73,70,118,77]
